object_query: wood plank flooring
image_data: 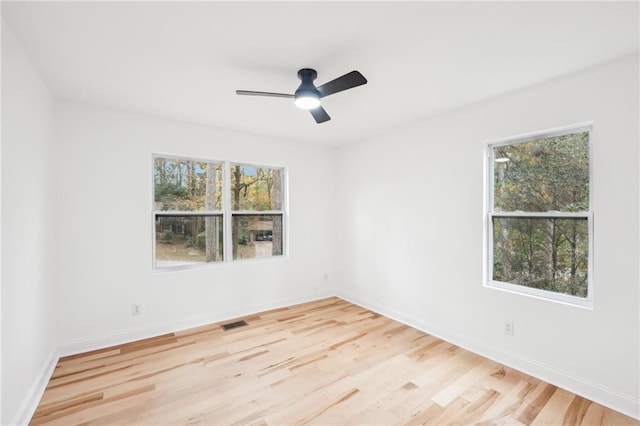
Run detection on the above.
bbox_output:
[31,297,638,425]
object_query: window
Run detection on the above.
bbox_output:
[153,155,286,269]
[485,124,592,307]
[230,163,285,261]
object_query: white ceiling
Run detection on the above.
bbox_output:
[2,1,638,145]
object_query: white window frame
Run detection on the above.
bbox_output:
[484,123,594,308]
[152,154,288,271]
[226,161,288,264]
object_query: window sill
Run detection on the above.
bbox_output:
[152,254,289,273]
[485,280,593,310]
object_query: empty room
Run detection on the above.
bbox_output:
[1,1,639,425]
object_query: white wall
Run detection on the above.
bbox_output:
[1,23,59,425]
[335,55,639,418]
[53,102,336,352]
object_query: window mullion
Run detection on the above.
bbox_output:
[231,210,284,215]
[223,161,232,263]
[490,211,590,218]
[154,211,223,216]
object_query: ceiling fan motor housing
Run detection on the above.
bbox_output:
[295,68,320,100]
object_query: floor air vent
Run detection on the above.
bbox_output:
[221,320,248,331]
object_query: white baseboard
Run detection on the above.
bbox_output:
[57,289,334,357]
[10,346,59,426]
[337,291,640,421]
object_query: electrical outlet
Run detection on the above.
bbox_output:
[132,304,142,316]
[504,321,514,336]
[323,273,328,282]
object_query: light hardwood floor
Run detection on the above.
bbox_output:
[31,297,638,425]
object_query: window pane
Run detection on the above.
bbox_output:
[493,131,589,212]
[154,158,222,211]
[230,164,284,211]
[232,214,283,260]
[155,215,223,267]
[492,217,588,297]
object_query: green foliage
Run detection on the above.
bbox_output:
[196,232,206,250]
[154,158,222,211]
[494,132,589,212]
[154,183,188,202]
[493,132,589,297]
[161,230,174,243]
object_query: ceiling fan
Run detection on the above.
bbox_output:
[236,68,367,124]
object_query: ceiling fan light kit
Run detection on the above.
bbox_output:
[236,68,367,124]
[294,95,321,110]
[294,68,321,110]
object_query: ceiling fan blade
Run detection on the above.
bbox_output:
[317,71,367,98]
[236,90,294,99]
[309,106,331,123]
